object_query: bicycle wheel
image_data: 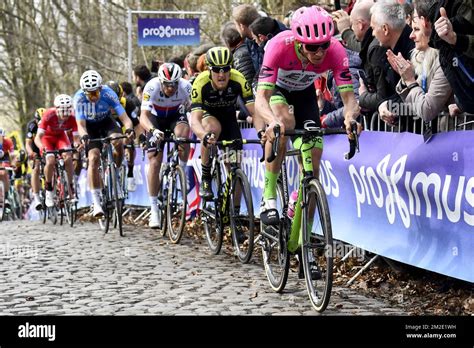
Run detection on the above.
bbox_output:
[0,181,5,222]
[40,189,47,224]
[167,165,187,244]
[111,163,123,236]
[63,174,73,227]
[230,168,255,263]
[157,166,167,236]
[261,180,290,293]
[98,166,111,234]
[59,176,66,226]
[202,163,223,255]
[302,178,333,313]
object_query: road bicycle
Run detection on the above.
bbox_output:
[201,138,261,263]
[88,135,128,236]
[0,166,22,221]
[153,136,200,244]
[42,148,77,227]
[260,122,359,312]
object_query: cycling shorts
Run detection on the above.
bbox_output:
[146,113,189,152]
[86,116,123,151]
[202,111,242,151]
[41,133,71,155]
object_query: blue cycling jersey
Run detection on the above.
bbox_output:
[73,85,126,123]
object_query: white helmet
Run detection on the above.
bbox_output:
[54,94,72,109]
[80,70,102,91]
[158,63,182,84]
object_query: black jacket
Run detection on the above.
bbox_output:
[428,0,474,113]
[232,42,256,84]
[359,25,415,114]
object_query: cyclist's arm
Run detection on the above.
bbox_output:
[190,110,207,140]
[340,90,361,131]
[139,109,154,132]
[34,132,43,151]
[117,112,133,131]
[255,88,277,126]
[25,139,35,157]
[77,119,88,138]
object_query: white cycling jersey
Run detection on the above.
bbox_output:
[141,77,192,118]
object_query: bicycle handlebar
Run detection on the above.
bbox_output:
[267,122,359,163]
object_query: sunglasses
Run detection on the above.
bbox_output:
[304,41,331,52]
[163,81,178,89]
[85,89,100,98]
[210,66,231,73]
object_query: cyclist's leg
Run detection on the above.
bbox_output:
[85,121,104,215]
[200,113,221,198]
[58,133,74,186]
[145,116,167,227]
[261,89,294,224]
[107,118,125,167]
[0,165,9,200]
[171,113,190,168]
[41,136,56,186]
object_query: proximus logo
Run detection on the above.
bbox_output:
[143,26,195,38]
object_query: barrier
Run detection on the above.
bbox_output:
[29,124,473,283]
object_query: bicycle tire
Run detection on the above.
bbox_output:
[64,173,73,227]
[230,168,255,263]
[99,165,111,234]
[167,165,187,244]
[302,178,333,313]
[202,162,223,255]
[0,181,5,222]
[40,189,47,224]
[111,163,123,236]
[157,165,167,236]
[59,175,66,226]
[261,180,290,293]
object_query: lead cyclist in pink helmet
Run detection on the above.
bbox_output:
[254,5,362,226]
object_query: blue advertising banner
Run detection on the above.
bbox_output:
[137,18,200,46]
[29,129,472,282]
[237,129,474,283]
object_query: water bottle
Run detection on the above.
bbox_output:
[287,190,298,219]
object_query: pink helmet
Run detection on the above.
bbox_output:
[291,6,334,44]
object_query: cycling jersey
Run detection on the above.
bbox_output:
[26,120,38,141]
[191,69,254,116]
[0,137,14,163]
[73,85,126,123]
[257,31,353,93]
[112,95,140,128]
[141,78,192,118]
[38,108,78,137]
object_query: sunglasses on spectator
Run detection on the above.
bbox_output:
[210,66,231,73]
[304,41,331,52]
[85,89,100,98]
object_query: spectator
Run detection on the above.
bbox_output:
[249,16,286,50]
[186,43,215,84]
[369,0,415,129]
[120,81,141,109]
[221,21,256,84]
[133,65,153,100]
[424,0,474,114]
[232,4,262,74]
[320,48,364,128]
[386,7,453,131]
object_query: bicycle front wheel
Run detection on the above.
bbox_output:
[230,168,255,263]
[202,165,223,255]
[0,181,5,222]
[167,166,187,244]
[111,164,123,236]
[302,178,333,313]
[261,180,289,293]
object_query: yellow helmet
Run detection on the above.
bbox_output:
[34,108,46,120]
[205,47,233,68]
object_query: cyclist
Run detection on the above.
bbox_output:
[105,80,141,192]
[0,128,15,207]
[35,94,79,208]
[139,62,192,228]
[73,70,134,217]
[254,6,361,226]
[25,108,46,210]
[190,46,263,199]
